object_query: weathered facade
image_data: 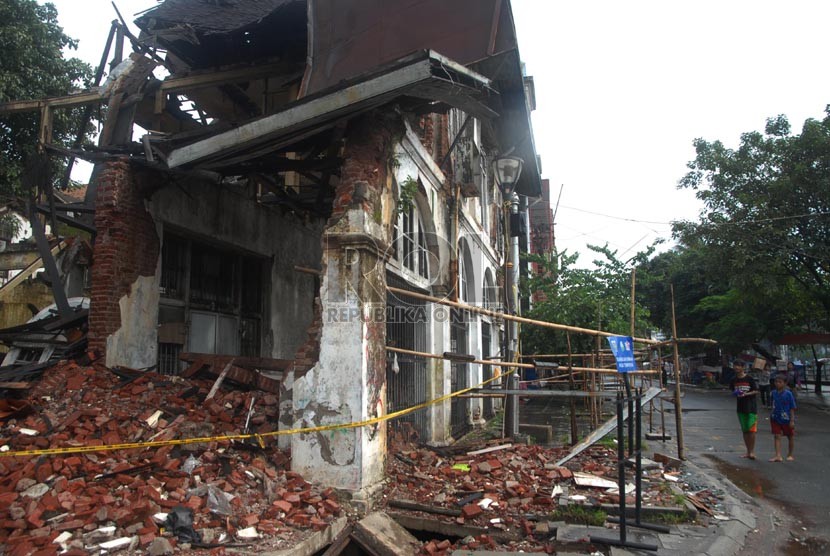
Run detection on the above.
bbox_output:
[1,0,541,503]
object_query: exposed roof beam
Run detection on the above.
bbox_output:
[165,51,496,169]
[0,90,104,114]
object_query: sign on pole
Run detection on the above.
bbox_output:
[608,336,637,373]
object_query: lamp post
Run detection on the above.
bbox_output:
[493,156,523,438]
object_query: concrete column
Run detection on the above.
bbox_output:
[427,300,452,445]
[468,313,484,425]
[291,116,398,506]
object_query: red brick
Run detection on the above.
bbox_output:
[271,500,293,514]
[461,504,483,519]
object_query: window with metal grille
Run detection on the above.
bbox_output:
[160,236,187,299]
[190,243,236,310]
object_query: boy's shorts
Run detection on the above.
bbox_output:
[771,421,794,437]
[737,412,757,433]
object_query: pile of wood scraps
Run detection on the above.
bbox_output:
[179,353,291,395]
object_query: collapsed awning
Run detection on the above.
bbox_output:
[164,50,498,170]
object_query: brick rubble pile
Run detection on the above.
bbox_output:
[0,361,343,556]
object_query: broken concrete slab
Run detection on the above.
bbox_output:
[260,516,348,556]
[351,512,421,556]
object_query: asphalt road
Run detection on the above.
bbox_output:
[671,386,830,554]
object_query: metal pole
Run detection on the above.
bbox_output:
[670,284,685,460]
[635,388,642,522]
[617,393,627,544]
[503,193,521,438]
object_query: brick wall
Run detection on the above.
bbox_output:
[88,159,159,356]
[293,114,400,375]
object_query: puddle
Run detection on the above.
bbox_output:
[783,536,830,555]
[707,456,777,499]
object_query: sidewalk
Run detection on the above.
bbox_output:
[791,388,830,411]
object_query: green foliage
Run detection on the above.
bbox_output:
[550,505,607,526]
[397,175,418,215]
[0,0,94,200]
[522,244,656,356]
[647,108,830,353]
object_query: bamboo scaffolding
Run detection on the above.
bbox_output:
[386,286,659,345]
[385,346,657,376]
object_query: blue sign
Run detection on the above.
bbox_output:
[607,336,637,373]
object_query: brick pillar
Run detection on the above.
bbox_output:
[88,159,160,367]
[291,115,398,504]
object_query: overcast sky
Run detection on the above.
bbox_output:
[43,0,830,264]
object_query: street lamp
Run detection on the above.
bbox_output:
[493,155,524,439]
[492,156,524,196]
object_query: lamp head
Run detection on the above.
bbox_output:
[493,156,524,196]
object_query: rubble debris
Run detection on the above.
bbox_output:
[351,512,421,556]
[0,360,343,554]
[180,353,289,395]
[381,428,720,554]
[0,298,89,370]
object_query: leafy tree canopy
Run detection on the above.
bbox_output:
[674,109,830,335]
[522,244,655,357]
[0,0,93,202]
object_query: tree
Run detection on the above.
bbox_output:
[0,0,93,204]
[522,244,656,357]
[670,109,830,346]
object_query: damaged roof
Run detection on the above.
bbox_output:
[136,0,307,69]
[137,0,301,35]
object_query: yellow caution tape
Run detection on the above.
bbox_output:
[0,367,518,458]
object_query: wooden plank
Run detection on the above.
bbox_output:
[555,386,662,467]
[387,500,461,517]
[319,524,354,556]
[466,443,511,456]
[179,353,291,372]
[0,382,30,390]
[0,90,103,114]
[0,241,67,301]
[180,356,208,378]
[161,63,301,93]
[205,359,234,400]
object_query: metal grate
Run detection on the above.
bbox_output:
[158,343,182,375]
[450,309,469,438]
[481,321,494,419]
[386,287,429,440]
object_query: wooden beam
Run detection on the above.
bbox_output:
[160,64,301,94]
[0,90,104,114]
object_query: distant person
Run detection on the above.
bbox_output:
[786,361,800,399]
[729,360,759,459]
[754,361,772,408]
[769,373,797,462]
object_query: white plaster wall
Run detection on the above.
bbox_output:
[291,254,385,492]
[106,273,160,369]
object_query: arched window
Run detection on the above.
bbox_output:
[394,204,429,280]
[483,268,499,311]
[458,239,474,304]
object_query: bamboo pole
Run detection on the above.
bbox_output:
[386,286,659,345]
[567,331,578,445]
[651,337,719,347]
[385,346,657,376]
[630,268,637,338]
[670,284,685,460]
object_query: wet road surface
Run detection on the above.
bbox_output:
[520,384,830,554]
[666,387,830,554]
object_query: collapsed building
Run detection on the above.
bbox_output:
[1,0,541,505]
